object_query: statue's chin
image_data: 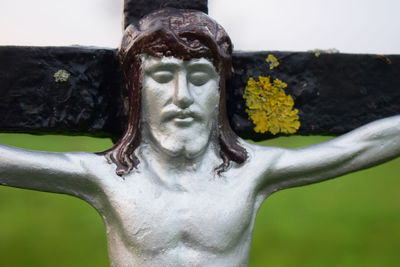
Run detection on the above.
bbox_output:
[145,122,214,161]
[155,133,210,160]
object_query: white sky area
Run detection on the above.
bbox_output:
[0,0,399,54]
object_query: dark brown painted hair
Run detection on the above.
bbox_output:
[105,8,247,176]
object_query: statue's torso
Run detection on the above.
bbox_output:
[88,154,264,267]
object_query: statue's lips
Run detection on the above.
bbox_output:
[162,109,201,124]
[173,117,194,124]
[172,113,196,125]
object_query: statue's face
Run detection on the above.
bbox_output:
[141,55,220,158]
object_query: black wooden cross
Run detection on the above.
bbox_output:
[1,0,399,141]
[0,1,400,266]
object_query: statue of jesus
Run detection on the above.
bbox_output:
[0,8,399,267]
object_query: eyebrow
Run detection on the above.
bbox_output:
[187,60,214,67]
[144,62,181,73]
[187,62,217,73]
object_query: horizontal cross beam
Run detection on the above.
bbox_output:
[0,46,399,141]
[0,46,121,138]
[230,51,400,140]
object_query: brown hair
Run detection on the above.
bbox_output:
[105,8,247,176]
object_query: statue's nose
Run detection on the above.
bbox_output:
[173,73,194,109]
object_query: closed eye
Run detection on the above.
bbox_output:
[188,71,211,86]
[151,71,174,84]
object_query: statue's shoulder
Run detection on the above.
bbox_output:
[238,138,285,163]
[63,151,105,163]
[64,151,118,177]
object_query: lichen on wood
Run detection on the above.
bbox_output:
[53,69,70,83]
[265,54,280,69]
[243,76,300,135]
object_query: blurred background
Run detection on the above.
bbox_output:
[0,0,399,266]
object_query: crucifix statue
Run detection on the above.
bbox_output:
[0,1,399,266]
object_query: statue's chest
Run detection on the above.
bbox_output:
[102,175,256,252]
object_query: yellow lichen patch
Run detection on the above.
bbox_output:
[243,76,300,135]
[54,69,70,83]
[308,48,340,57]
[265,54,280,70]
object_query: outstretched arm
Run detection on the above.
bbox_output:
[0,145,99,199]
[257,115,400,192]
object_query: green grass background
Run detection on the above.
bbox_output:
[0,134,399,267]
